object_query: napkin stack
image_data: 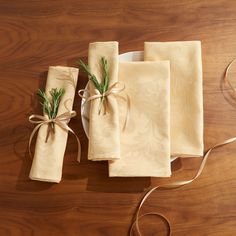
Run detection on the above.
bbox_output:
[29,40,204,182]
[29,66,79,183]
[87,41,203,177]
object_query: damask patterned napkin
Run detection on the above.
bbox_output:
[109,61,171,177]
[88,42,120,161]
[29,66,79,183]
[144,41,204,157]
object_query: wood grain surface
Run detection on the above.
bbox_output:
[0,0,236,235]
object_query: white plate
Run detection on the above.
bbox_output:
[81,51,177,162]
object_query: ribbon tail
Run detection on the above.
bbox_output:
[130,136,236,236]
[45,123,53,143]
[28,123,45,159]
[67,126,81,162]
[54,121,81,162]
[130,212,171,236]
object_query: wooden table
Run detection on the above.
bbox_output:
[0,0,236,235]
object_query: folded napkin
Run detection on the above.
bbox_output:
[144,41,204,157]
[88,42,120,161]
[109,61,171,177]
[29,66,79,183]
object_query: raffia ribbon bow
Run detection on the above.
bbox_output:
[78,81,130,131]
[28,111,81,162]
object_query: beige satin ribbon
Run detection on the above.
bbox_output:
[28,110,81,162]
[78,82,130,131]
[224,58,236,92]
[130,137,236,236]
[130,59,236,236]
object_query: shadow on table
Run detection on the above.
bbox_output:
[81,158,182,193]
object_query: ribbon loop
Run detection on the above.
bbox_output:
[78,89,89,99]
[78,81,130,130]
[29,114,48,124]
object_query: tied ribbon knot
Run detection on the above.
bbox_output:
[78,81,130,131]
[28,110,81,162]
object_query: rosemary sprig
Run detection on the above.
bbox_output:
[76,57,109,95]
[101,57,109,93]
[37,88,65,142]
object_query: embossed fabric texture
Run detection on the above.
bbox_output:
[109,61,171,177]
[29,66,79,183]
[88,42,120,161]
[144,41,204,157]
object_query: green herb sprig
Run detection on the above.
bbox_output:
[37,88,65,142]
[77,57,109,114]
[77,57,109,95]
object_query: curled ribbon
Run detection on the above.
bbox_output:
[78,82,130,131]
[28,110,81,162]
[224,58,236,93]
[130,59,236,236]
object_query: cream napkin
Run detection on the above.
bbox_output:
[109,61,171,177]
[144,41,204,157]
[29,66,79,183]
[88,42,120,161]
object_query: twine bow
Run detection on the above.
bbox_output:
[28,110,81,162]
[78,82,130,131]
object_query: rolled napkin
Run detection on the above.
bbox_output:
[144,41,204,157]
[29,66,79,183]
[109,61,171,177]
[88,42,120,161]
